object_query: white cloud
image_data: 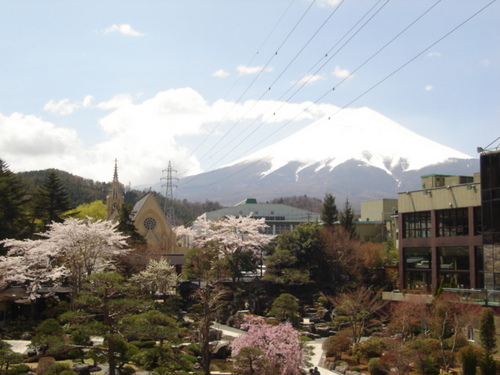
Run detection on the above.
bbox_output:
[332,66,352,79]
[294,74,324,85]
[3,88,339,185]
[0,112,83,171]
[424,85,433,91]
[97,94,135,110]
[314,0,342,7]
[481,59,491,66]
[44,96,94,115]
[236,65,273,76]
[212,69,230,78]
[104,24,144,37]
[427,52,441,58]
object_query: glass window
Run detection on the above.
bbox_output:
[474,207,482,235]
[438,247,469,271]
[403,212,431,238]
[275,224,291,234]
[404,247,431,269]
[436,208,469,237]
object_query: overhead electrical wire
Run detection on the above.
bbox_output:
[181,0,496,189]
[191,0,393,175]
[175,0,298,177]
[193,0,318,164]
[198,0,348,164]
[196,0,388,167]
[189,0,449,176]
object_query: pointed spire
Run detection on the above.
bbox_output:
[113,158,119,183]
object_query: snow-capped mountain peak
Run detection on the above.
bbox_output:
[229,107,472,178]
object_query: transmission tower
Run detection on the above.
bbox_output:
[161,161,178,226]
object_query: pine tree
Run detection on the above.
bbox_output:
[321,193,338,226]
[340,198,357,238]
[33,170,71,229]
[479,307,497,375]
[116,203,146,247]
[0,160,30,245]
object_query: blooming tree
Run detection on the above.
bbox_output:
[0,238,68,300]
[192,214,270,255]
[191,215,271,282]
[173,225,197,248]
[231,315,306,375]
[0,217,129,297]
[130,258,181,297]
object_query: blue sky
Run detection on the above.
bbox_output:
[0,0,498,186]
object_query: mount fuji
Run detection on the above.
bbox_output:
[175,107,478,208]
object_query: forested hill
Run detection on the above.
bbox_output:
[17,170,323,224]
[15,169,225,225]
[18,169,111,207]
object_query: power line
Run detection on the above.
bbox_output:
[180,0,496,189]
[190,0,316,165]
[196,0,388,168]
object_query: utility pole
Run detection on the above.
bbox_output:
[161,161,177,226]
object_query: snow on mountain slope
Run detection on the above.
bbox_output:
[227,107,472,178]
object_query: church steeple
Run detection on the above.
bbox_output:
[107,159,124,221]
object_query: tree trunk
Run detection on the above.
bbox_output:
[108,336,115,375]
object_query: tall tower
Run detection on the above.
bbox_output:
[161,161,177,226]
[106,159,124,222]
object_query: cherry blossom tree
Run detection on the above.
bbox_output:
[0,237,68,300]
[172,225,196,248]
[191,215,271,282]
[231,315,306,375]
[130,258,181,298]
[0,217,129,297]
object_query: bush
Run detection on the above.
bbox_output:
[44,363,75,375]
[119,366,135,375]
[323,331,352,358]
[461,346,478,375]
[10,364,32,375]
[353,337,387,362]
[368,358,387,375]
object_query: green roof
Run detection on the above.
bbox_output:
[235,198,257,206]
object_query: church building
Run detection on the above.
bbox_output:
[106,161,178,256]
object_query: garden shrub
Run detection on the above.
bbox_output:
[353,337,387,362]
[323,330,352,359]
[368,358,387,375]
[44,363,75,375]
[461,346,478,375]
[10,364,32,375]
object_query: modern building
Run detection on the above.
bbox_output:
[397,173,482,293]
[196,198,321,235]
[358,199,398,243]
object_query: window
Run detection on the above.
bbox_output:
[275,224,291,234]
[436,208,469,237]
[474,206,482,235]
[403,211,431,238]
[438,247,469,271]
[143,217,157,230]
[467,325,474,341]
[404,247,431,269]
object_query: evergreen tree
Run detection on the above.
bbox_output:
[34,170,71,229]
[321,193,337,226]
[480,307,496,354]
[0,160,30,245]
[479,307,497,375]
[61,272,151,375]
[116,203,146,247]
[339,198,357,238]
